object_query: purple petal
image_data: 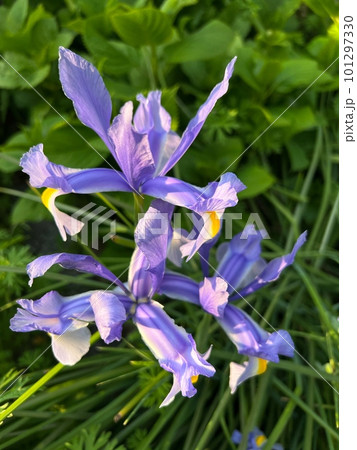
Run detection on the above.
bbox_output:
[20,144,131,193]
[51,327,91,366]
[218,304,294,363]
[235,231,307,298]
[160,272,200,305]
[167,228,190,267]
[128,248,153,300]
[89,291,127,344]
[159,57,237,175]
[216,226,263,293]
[59,47,113,152]
[133,300,215,407]
[199,277,229,318]
[27,253,122,289]
[108,102,155,188]
[133,199,174,296]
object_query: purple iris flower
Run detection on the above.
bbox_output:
[231,427,283,449]
[160,226,307,392]
[20,47,244,252]
[10,200,215,406]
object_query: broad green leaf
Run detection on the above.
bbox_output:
[5,0,28,34]
[303,0,338,20]
[111,8,173,47]
[0,52,50,88]
[164,20,235,63]
[238,165,276,198]
[255,0,300,27]
[160,0,198,17]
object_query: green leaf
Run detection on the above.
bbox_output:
[0,52,50,89]
[165,20,235,63]
[238,165,276,198]
[111,8,173,47]
[5,0,28,34]
[303,0,338,20]
[11,196,50,226]
[160,0,198,17]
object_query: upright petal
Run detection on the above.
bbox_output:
[159,57,237,175]
[59,47,113,152]
[128,248,153,300]
[232,231,307,299]
[133,300,215,407]
[51,327,91,366]
[27,253,124,291]
[199,277,229,318]
[89,291,127,344]
[218,304,294,363]
[134,199,174,296]
[108,102,155,188]
[216,226,263,293]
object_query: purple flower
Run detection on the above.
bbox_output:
[231,427,283,449]
[10,200,215,405]
[21,47,243,254]
[160,228,306,392]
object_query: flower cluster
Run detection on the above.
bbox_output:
[10,48,306,407]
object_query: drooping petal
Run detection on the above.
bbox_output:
[160,272,200,305]
[133,300,215,407]
[59,47,113,152]
[134,199,174,296]
[108,102,155,188]
[159,57,237,175]
[218,304,294,363]
[216,225,263,293]
[51,327,91,366]
[229,357,268,393]
[232,231,307,299]
[199,277,229,318]
[10,290,93,335]
[27,253,124,290]
[89,291,127,344]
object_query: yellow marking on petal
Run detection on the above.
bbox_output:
[191,375,199,384]
[206,211,220,238]
[255,435,267,446]
[41,188,58,210]
[256,358,268,375]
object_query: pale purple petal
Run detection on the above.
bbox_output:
[234,231,307,298]
[160,272,200,305]
[218,304,294,362]
[159,57,237,175]
[229,357,268,394]
[167,228,190,267]
[27,253,122,289]
[51,327,91,366]
[133,300,215,407]
[216,225,263,293]
[59,47,113,152]
[199,277,229,318]
[89,291,127,344]
[134,199,174,296]
[108,102,155,188]
[20,144,131,194]
[128,248,153,300]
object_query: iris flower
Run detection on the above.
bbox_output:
[10,200,215,406]
[20,47,244,256]
[231,427,283,449]
[160,226,307,392]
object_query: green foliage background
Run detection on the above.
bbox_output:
[0,0,338,449]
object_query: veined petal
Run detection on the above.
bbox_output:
[51,327,91,366]
[27,253,122,289]
[160,272,200,305]
[216,225,263,293]
[89,291,127,344]
[108,102,155,188]
[233,231,307,298]
[134,199,174,296]
[159,57,237,175]
[59,47,113,152]
[218,304,294,362]
[229,357,268,393]
[128,248,152,300]
[133,300,215,407]
[167,228,190,267]
[199,277,229,318]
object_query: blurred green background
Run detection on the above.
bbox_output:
[0,0,338,449]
